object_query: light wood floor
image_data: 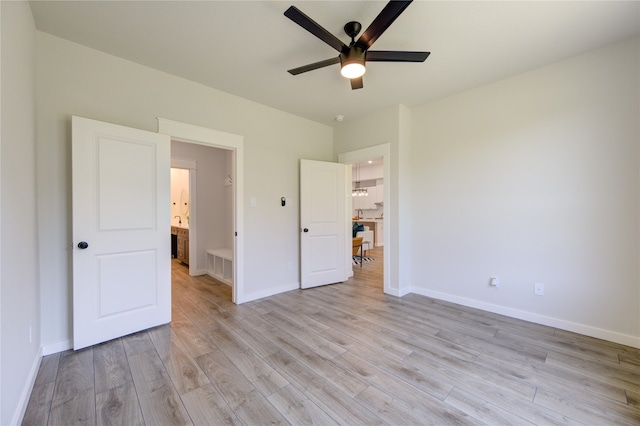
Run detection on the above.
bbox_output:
[23,246,640,425]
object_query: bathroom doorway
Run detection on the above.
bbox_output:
[171,142,234,297]
[170,167,190,264]
[158,118,245,304]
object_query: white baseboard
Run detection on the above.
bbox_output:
[13,346,43,425]
[384,287,401,296]
[398,286,411,297]
[384,286,411,297]
[410,287,640,349]
[239,281,299,304]
[42,339,72,356]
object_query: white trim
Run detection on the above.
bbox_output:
[187,168,197,277]
[345,164,353,278]
[411,287,640,349]
[159,118,243,149]
[231,148,244,303]
[338,143,392,296]
[158,118,245,304]
[171,157,197,170]
[0,4,3,422]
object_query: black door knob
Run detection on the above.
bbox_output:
[77,241,89,249]
[303,228,309,233]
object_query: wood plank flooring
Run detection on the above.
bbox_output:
[23,246,640,425]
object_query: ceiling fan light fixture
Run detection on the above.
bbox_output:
[284,2,430,90]
[341,62,366,79]
[340,46,366,79]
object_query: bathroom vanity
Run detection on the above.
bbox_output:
[171,225,189,265]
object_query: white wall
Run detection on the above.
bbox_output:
[410,37,640,347]
[36,32,333,352]
[172,142,231,273]
[1,1,41,424]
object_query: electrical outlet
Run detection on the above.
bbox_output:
[535,282,544,296]
[489,276,499,287]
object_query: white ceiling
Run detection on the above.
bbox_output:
[29,1,640,127]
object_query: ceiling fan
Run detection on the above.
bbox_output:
[284,0,430,90]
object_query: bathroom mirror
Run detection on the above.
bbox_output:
[180,188,189,216]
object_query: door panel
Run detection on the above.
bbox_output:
[98,138,156,229]
[300,159,348,289]
[72,116,170,350]
[97,250,157,317]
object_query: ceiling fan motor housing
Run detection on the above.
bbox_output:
[340,45,366,78]
[344,21,362,40]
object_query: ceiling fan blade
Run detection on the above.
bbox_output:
[356,0,412,50]
[287,57,340,75]
[351,76,364,90]
[367,50,430,62]
[284,6,346,52]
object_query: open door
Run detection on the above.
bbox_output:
[72,116,171,350]
[300,159,349,289]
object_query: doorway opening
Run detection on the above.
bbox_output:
[158,118,245,304]
[338,143,391,295]
[171,142,233,301]
[350,158,384,289]
[170,166,190,264]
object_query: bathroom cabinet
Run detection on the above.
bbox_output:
[176,227,189,265]
[171,227,178,258]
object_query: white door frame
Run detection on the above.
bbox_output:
[157,118,245,304]
[338,143,391,295]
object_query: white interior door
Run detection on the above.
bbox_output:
[72,116,171,350]
[300,159,348,289]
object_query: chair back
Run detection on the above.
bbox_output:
[352,237,363,256]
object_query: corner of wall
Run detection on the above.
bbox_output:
[11,347,43,425]
[2,1,42,424]
[41,339,72,356]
